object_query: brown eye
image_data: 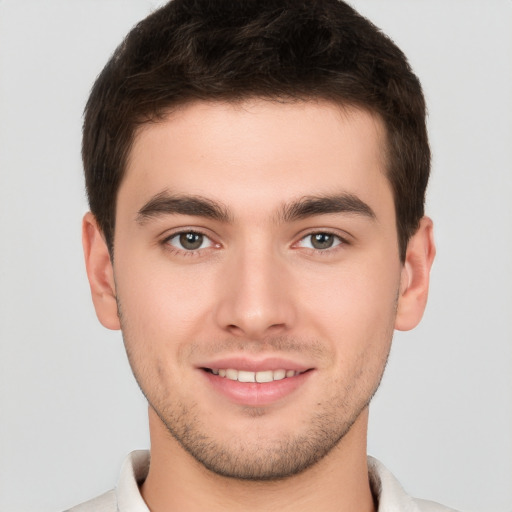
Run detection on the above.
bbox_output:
[310,233,335,249]
[180,232,203,250]
[167,231,212,251]
[297,232,343,251]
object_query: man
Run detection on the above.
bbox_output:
[71,0,451,510]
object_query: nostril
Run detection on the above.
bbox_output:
[269,323,286,330]
[226,324,245,335]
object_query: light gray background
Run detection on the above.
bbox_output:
[1,1,511,511]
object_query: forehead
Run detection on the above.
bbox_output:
[120,99,392,221]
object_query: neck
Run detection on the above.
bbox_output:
[141,407,375,512]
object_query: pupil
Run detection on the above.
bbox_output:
[312,233,333,249]
[180,232,203,250]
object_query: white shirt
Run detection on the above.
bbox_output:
[65,451,459,511]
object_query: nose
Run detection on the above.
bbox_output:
[213,242,296,339]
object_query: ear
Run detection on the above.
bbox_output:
[395,216,436,331]
[82,212,121,330]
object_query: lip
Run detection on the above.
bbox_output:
[197,356,311,373]
[197,356,314,406]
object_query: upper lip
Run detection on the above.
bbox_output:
[197,356,313,373]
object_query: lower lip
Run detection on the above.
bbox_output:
[201,370,312,406]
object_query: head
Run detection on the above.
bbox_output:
[83,0,429,263]
[82,0,435,482]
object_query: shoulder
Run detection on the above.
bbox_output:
[368,456,461,512]
[63,489,116,512]
[412,498,460,512]
[63,450,150,512]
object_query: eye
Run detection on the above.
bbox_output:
[298,232,343,250]
[166,231,213,251]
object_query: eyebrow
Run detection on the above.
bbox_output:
[136,191,232,224]
[136,190,376,225]
[280,193,376,222]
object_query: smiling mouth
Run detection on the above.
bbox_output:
[202,368,309,383]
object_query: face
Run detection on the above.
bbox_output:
[106,100,405,479]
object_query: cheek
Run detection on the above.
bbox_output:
[296,256,400,352]
[114,252,217,357]
[114,261,217,403]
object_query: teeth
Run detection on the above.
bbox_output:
[210,368,299,382]
[238,370,256,383]
[273,369,286,381]
[255,370,273,383]
[225,369,238,380]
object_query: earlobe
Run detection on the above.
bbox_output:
[82,212,121,330]
[395,216,436,331]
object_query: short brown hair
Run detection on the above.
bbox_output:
[83,0,430,261]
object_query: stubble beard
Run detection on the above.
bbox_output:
[150,388,380,481]
[117,297,394,482]
[124,339,391,482]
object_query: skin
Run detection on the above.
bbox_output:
[83,99,435,512]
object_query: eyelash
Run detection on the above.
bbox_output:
[295,231,348,254]
[162,230,217,257]
[161,229,349,257]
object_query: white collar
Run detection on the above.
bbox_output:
[114,450,456,512]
